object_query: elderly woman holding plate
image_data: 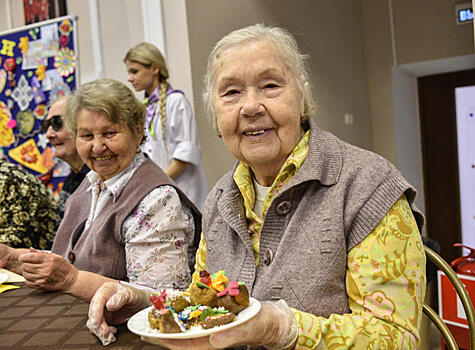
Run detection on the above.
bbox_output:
[88,25,426,349]
[0,78,201,302]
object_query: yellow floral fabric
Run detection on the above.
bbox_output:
[192,131,426,349]
[293,196,425,349]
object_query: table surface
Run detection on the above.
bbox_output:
[0,283,160,349]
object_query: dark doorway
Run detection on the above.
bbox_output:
[418,68,475,263]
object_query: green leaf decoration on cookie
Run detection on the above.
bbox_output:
[214,308,230,314]
[199,307,213,322]
[212,270,227,278]
[196,281,210,289]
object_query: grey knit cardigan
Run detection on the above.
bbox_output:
[203,118,424,317]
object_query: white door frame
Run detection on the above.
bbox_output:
[392,54,475,223]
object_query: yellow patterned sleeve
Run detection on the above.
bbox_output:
[292,195,426,349]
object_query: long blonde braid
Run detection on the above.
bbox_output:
[158,80,169,155]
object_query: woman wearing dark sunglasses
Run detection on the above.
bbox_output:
[43,98,90,234]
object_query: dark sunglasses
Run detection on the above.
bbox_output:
[41,114,63,132]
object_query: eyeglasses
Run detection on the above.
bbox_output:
[41,115,63,132]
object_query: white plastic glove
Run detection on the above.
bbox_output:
[87,281,149,346]
[143,299,298,350]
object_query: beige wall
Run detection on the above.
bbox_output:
[0,0,24,31]
[362,0,475,165]
[186,0,373,186]
[67,0,145,84]
[2,0,474,191]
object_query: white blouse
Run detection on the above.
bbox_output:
[143,91,209,211]
[84,152,195,290]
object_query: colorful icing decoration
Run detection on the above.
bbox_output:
[59,19,72,35]
[11,75,34,111]
[33,103,47,120]
[199,270,212,286]
[19,36,29,53]
[0,69,6,94]
[35,65,46,81]
[0,102,15,147]
[150,290,167,310]
[16,110,35,135]
[210,270,228,292]
[217,281,240,297]
[8,138,48,174]
[54,47,77,77]
[27,71,33,78]
[59,34,69,48]
[31,76,46,104]
[196,281,210,289]
[3,58,16,87]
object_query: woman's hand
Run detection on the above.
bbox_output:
[87,282,149,345]
[143,300,298,350]
[19,248,78,291]
[0,244,25,274]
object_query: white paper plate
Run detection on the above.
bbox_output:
[0,273,9,284]
[127,297,261,339]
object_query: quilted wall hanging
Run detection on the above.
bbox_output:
[0,15,78,201]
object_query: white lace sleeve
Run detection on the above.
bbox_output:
[122,185,195,290]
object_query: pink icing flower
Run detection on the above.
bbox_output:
[217,281,240,297]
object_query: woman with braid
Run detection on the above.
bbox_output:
[124,43,208,210]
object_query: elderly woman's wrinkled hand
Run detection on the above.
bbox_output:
[19,248,78,291]
[87,282,149,345]
[142,300,298,350]
[0,243,11,268]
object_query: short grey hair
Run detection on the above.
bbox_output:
[203,24,316,133]
[64,78,146,141]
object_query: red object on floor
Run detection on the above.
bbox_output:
[438,270,474,349]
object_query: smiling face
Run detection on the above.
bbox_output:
[45,99,79,163]
[125,60,159,95]
[75,109,143,183]
[212,39,305,186]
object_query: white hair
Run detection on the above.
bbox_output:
[203,24,316,133]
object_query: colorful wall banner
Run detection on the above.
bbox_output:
[0,15,78,200]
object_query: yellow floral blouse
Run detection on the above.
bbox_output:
[192,132,426,349]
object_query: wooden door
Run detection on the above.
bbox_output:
[418,68,475,263]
